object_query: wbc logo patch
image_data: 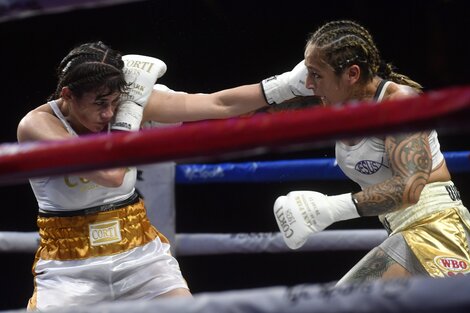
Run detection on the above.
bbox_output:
[434,256,470,276]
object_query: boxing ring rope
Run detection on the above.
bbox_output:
[175,151,470,184]
[1,86,470,312]
[1,150,468,254]
[0,230,389,255]
[2,274,470,313]
[0,85,469,185]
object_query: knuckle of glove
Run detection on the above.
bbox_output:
[121,55,167,107]
[122,54,167,81]
[275,190,336,249]
[290,64,313,97]
[290,191,331,231]
[274,192,312,250]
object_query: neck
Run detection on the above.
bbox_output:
[59,98,90,135]
[348,77,382,101]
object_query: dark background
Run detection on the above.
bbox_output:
[0,0,469,310]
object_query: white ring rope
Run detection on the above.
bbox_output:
[0,231,39,253]
[2,275,470,313]
[175,230,388,256]
[0,230,388,255]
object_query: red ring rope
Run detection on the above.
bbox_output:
[0,85,469,185]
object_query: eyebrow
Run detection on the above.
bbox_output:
[95,92,120,101]
[307,65,320,72]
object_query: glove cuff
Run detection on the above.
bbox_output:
[329,193,361,221]
[260,72,292,105]
[111,101,143,131]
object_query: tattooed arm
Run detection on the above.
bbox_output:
[273,131,433,250]
[354,132,432,216]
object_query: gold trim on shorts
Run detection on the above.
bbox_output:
[402,208,470,277]
[35,199,168,260]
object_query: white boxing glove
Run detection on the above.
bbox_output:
[261,60,314,105]
[111,55,167,131]
[274,191,360,249]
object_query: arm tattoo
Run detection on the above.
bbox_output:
[355,132,431,216]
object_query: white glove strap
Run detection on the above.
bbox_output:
[261,61,313,105]
[261,72,291,105]
[111,101,143,131]
[329,193,361,221]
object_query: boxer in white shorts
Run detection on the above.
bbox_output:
[17,41,276,310]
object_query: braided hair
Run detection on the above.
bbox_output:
[306,20,422,90]
[49,41,128,100]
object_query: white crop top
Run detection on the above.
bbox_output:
[335,81,444,190]
[29,100,136,213]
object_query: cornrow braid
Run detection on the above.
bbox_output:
[314,29,376,83]
[307,20,422,90]
[49,41,128,100]
[377,61,423,90]
[308,20,380,62]
[60,62,126,98]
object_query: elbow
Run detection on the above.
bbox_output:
[402,179,427,208]
[101,170,126,188]
[107,172,126,187]
[404,195,420,207]
[81,168,127,187]
[410,189,423,204]
[107,177,125,188]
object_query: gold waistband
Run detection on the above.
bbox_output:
[36,199,168,261]
[379,181,467,234]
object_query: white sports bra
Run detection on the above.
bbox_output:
[29,100,136,213]
[335,81,444,190]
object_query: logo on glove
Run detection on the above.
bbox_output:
[274,205,295,238]
[124,59,156,73]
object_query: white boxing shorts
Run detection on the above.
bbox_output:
[28,198,189,311]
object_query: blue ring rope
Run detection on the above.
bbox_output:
[175,151,470,184]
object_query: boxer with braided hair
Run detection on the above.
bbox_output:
[50,41,127,100]
[17,41,271,310]
[308,20,422,90]
[273,20,470,283]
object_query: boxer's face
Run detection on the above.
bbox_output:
[63,87,121,134]
[304,44,352,106]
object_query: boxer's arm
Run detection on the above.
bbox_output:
[353,131,431,216]
[76,168,128,187]
[143,61,314,123]
[17,108,127,187]
[17,108,72,142]
[143,83,267,123]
